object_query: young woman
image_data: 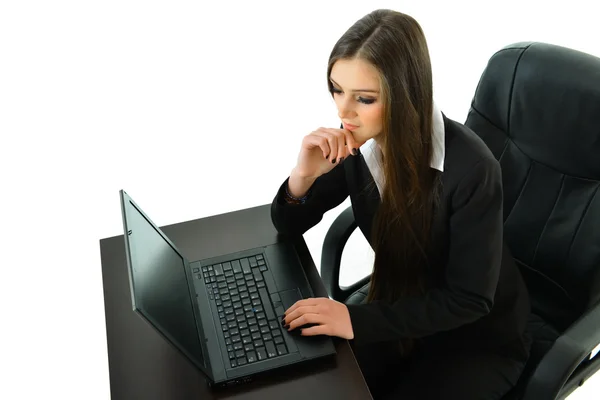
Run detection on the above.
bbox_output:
[271,9,531,400]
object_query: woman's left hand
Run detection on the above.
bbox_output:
[283,297,354,340]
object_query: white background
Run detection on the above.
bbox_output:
[1,1,599,398]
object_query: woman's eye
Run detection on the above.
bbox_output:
[332,87,376,105]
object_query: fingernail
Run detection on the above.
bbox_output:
[352,148,358,156]
[339,157,344,163]
[280,319,286,326]
[325,154,329,159]
[332,158,336,164]
[285,324,290,330]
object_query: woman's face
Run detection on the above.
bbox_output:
[330,58,384,144]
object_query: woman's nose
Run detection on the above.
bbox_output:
[338,102,355,120]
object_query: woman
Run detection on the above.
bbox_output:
[271,9,531,400]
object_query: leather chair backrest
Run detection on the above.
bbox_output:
[465,42,600,332]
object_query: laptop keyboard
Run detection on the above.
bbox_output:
[200,254,289,368]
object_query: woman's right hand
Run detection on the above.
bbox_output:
[293,127,364,180]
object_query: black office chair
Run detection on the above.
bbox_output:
[320,42,600,400]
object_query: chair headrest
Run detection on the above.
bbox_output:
[472,42,600,180]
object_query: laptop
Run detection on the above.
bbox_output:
[119,190,336,388]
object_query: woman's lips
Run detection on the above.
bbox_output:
[343,122,359,131]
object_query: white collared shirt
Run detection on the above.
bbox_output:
[360,101,445,196]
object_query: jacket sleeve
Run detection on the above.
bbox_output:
[271,162,349,236]
[346,157,503,345]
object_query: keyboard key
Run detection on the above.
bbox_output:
[235,350,245,358]
[259,266,268,272]
[247,318,257,326]
[244,344,254,352]
[217,275,226,282]
[226,315,235,322]
[247,280,256,287]
[251,332,261,340]
[242,298,251,306]
[256,347,267,361]
[260,326,270,334]
[231,295,240,302]
[258,288,275,320]
[236,279,245,286]
[252,299,261,307]
[226,277,235,284]
[256,312,266,320]
[250,292,260,300]
[230,328,239,336]
[269,320,279,330]
[231,360,237,368]
[232,335,241,343]
[224,308,233,315]
[225,338,232,346]
[214,264,224,275]
[249,286,258,293]
[193,267,200,273]
[247,351,257,363]
[275,336,285,345]
[236,316,245,323]
[239,321,248,330]
[250,259,258,268]
[242,336,252,345]
[262,333,273,341]
[254,339,264,348]
[257,281,266,288]
[272,329,282,337]
[240,292,249,299]
[237,357,247,366]
[240,258,251,274]
[233,302,242,309]
[258,319,267,327]
[233,342,243,351]
[228,322,237,329]
[223,261,232,271]
[265,341,277,358]
[256,254,264,261]
[235,309,244,316]
[241,329,250,337]
[276,344,287,356]
[232,260,242,274]
[250,326,259,333]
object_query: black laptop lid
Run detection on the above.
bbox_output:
[119,190,211,376]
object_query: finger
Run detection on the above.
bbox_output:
[300,324,330,336]
[283,305,318,325]
[288,312,321,330]
[314,128,339,162]
[284,298,318,316]
[342,129,365,156]
[304,134,331,159]
[321,128,358,159]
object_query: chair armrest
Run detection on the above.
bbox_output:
[522,300,600,400]
[320,205,370,302]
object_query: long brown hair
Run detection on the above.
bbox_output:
[327,9,442,355]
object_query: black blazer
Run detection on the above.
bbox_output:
[271,114,531,359]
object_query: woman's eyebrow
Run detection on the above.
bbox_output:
[329,77,379,93]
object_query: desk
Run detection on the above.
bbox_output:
[99,203,372,399]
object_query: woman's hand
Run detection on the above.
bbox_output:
[293,127,364,180]
[282,297,354,340]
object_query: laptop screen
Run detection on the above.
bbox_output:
[121,194,205,368]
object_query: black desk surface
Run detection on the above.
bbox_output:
[99,203,372,399]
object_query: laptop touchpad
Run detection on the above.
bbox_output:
[279,288,302,309]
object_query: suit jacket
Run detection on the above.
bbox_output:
[270,114,531,359]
